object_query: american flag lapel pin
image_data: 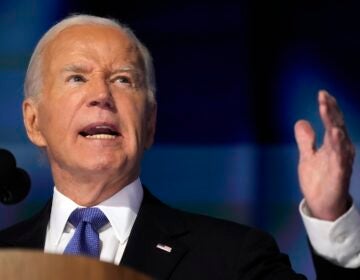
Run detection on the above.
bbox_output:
[156,243,172,253]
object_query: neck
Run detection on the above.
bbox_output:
[51,167,138,206]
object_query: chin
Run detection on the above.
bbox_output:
[86,159,122,172]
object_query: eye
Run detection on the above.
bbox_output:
[113,76,132,85]
[67,74,87,83]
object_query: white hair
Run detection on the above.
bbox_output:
[24,14,156,104]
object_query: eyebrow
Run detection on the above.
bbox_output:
[61,64,93,74]
[111,66,139,75]
[61,64,139,75]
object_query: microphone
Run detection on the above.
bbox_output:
[0,149,31,204]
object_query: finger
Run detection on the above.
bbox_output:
[326,126,346,153]
[294,120,316,159]
[319,90,352,149]
[325,126,355,160]
[318,90,345,131]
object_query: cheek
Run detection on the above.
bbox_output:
[117,102,148,152]
[40,80,86,124]
[125,102,148,135]
[37,99,76,140]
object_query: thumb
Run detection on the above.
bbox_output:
[294,120,316,159]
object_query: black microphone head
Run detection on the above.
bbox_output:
[0,148,31,204]
[0,149,16,177]
[0,167,31,205]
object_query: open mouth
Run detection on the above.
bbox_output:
[79,123,120,140]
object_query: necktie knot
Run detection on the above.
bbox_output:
[64,208,108,258]
[68,207,108,231]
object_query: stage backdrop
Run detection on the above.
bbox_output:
[2,1,360,278]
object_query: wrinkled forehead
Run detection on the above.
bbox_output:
[42,24,144,71]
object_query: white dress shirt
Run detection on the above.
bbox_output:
[44,178,143,265]
[300,199,360,268]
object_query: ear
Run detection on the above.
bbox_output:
[23,99,47,147]
[144,102,157,149]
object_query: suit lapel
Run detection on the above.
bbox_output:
[1,189,190,279]
[121,189,189,279]
[0,200,51,249]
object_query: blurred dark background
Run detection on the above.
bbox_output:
[2,1,360,278]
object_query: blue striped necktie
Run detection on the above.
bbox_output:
[64,208,109,258]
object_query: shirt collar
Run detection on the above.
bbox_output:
[48,178,143,246]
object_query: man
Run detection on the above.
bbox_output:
[295,91,360,278]
[0,14,351,279]
[0,14,305,279]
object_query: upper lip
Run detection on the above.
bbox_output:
[79,122,121,137]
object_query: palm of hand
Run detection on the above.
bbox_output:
[295,91,355,221]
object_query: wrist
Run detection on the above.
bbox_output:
[308,196,352,221]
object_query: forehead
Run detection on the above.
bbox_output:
[43,24,140,69]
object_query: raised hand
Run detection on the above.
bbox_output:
[294,90,355,221]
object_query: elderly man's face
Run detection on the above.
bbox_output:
[23,24,156,190]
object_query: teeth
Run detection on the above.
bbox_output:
[85,134,117,139]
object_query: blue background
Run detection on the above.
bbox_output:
[2,1,360,278]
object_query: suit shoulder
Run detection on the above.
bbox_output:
[143,189,272,242]
[0,201,51,247]
[175,205,273,241]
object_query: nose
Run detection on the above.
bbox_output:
[87,79,116,112]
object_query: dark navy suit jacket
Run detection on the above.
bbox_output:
[0,188,357,279]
